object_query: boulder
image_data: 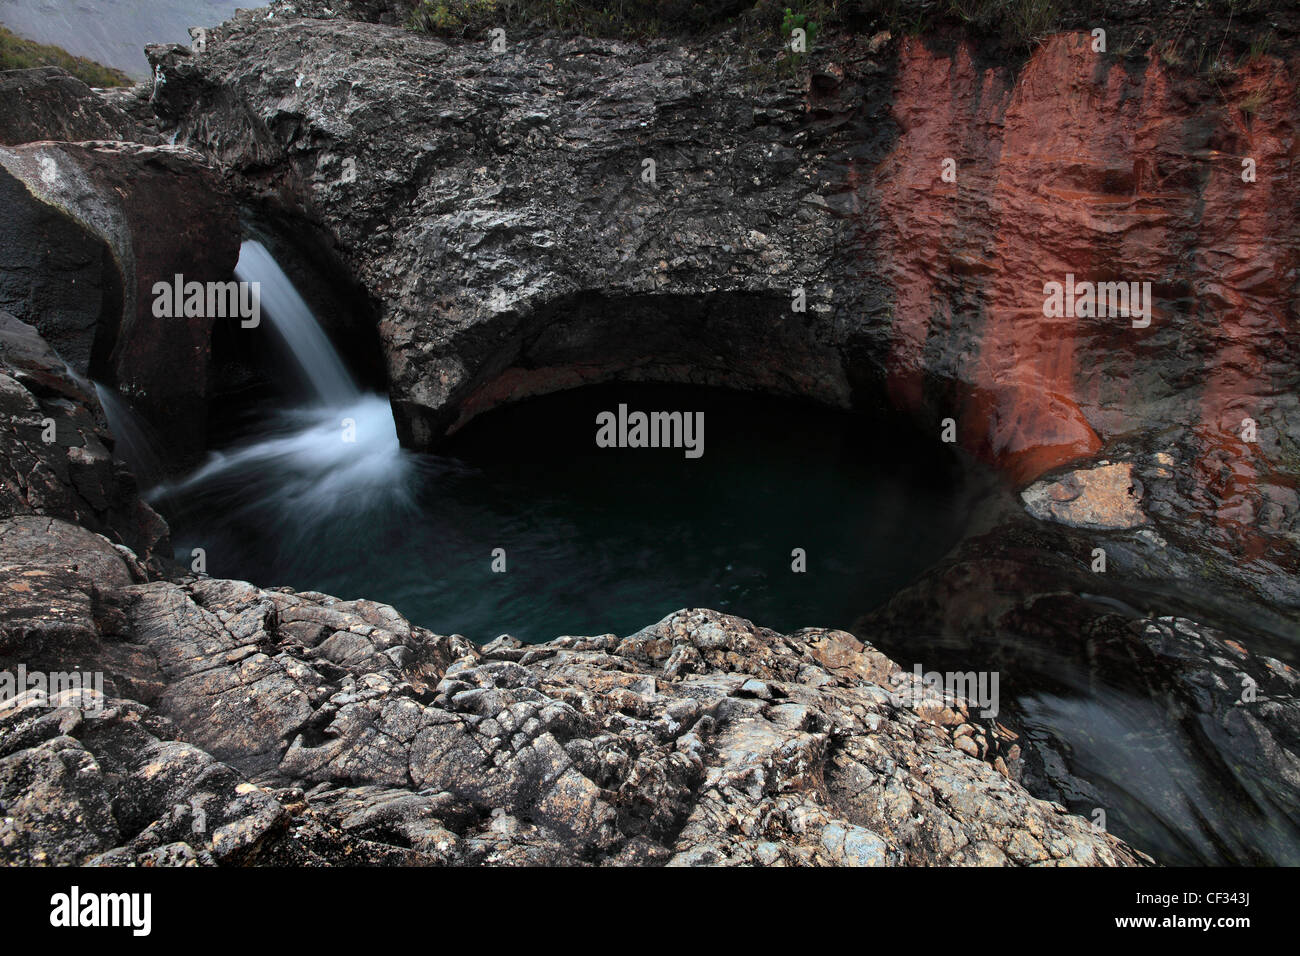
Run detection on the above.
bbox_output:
[0,67,146,147]
[0,312,169,561]
[0,141,240,465]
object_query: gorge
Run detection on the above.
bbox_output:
[0,0,1298,870]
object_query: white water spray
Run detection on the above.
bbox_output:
[156,395,412,519]
[151,240,412,522]
[234,239,358,404]
[93,382,164,486]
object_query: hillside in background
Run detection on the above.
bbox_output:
[0,24,131,86]
[0,0,242,78]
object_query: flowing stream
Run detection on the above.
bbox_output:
[233,240,358,405]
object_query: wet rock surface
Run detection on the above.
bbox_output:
[859,514,1300,864]
[0,140,240,465]
[1,537,1150,866]
[0,311,168,561]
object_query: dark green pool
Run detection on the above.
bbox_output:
[159,383,973,643]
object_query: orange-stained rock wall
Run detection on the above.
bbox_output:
[871,33,1299,496]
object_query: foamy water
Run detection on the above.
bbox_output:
[151,240,415,526]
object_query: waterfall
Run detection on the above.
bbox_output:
[150,240,413,528]
[63,359,162,486]
[234,239,358,404]
[156,394,413,513]
[92,382,165,487]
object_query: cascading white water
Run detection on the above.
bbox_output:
[151,240,412,519]
[58,364,162,487]
[156,394,413,520]
[93,382,165,487]
[234,239,358,405]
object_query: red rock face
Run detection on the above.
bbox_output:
[873,33,1299,498]
[1188,54,1299,557]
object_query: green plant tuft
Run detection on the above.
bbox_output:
[0,25,132,87]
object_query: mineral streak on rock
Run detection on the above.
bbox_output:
[129,14,1300,566]
[873,33,1299,492]
[1190,52,1298,559]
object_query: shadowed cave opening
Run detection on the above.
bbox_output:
[392,288,856,449]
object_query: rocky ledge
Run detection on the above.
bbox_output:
[1,512,1148,865]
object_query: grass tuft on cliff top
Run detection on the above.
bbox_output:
[403,0,1067,49]
[0,24,133,87]
[404,0,1288,65]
